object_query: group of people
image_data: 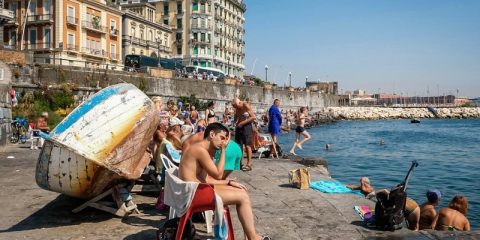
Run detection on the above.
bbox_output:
[149,94,271,240]
[347,177,471,231]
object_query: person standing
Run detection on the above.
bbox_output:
[33,112,50,149]
[205,101,216,125]
[232,96,256,171]
[189,105,199,125]
[289,106,311,155]
[268,99,282,157]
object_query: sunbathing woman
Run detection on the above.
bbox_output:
[432,195,470,231]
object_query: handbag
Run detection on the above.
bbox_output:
[289,168,311,190]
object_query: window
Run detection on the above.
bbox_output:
[176,33,182,41]
[164,19,168,25]
[163,3,169,15]
[29,0,36,15]
[149,30,153,41]
[177,47,182,55]
[140,29,144,39]
[177,3,182,14]
[177,18,182,28]
[200,33,205,42]
[200,3,205,13]
[44,28,51,48]
[44,0,51,14]
[67,6,75,24]
[29,29,37,49]
[131,27,135,37]
[110,44,116,59]
[192,2,198,11]
[110,20,116,30]
[193,47,198,55]
[193,32,198,41]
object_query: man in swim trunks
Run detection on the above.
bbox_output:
[289,106,311,155]
[232,95,256,171]
[419,189,442,230]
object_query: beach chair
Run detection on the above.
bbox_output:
[256,135,278,159]
[175,183,235,240]
[161,153,215,234]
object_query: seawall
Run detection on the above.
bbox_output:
[326,106,480,120]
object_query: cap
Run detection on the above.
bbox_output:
[169,117,184,127]
[426,189,442,202]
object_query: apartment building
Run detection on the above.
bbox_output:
[156,0,245,77]
[120,0,172,60]
[2,0,122,67]
[0,0,14,48]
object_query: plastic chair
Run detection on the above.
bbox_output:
[176,183,235,240]
[161,153,215,233]
[257,135,278,159]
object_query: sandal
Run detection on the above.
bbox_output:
[261,235,272,240]
[241,165,252,171]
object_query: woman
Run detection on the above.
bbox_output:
[189,105,199,125]
[432,195,470,231]
[205,101,216,124]
[223,102,231,124]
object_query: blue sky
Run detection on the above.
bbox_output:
[244,0,480,97]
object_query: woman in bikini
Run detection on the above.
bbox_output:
[432,195,470,231]
[205,101,216,125]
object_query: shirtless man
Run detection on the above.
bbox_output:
[289,106,311,155]
[232,96,256,171]
[178,123,268,240]
[346,177,374,197]
[419,189,442,230]
[432,195,470,231]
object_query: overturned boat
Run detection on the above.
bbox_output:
[36,83,160,199]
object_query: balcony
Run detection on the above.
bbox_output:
[27,14,53,24]
[3,44,17,50]
[65,43,79,52]
[82,20,107,34]
[0,8,14,23]
[66,16,78,26]
[109,28,118,36]
[26,41,54,50]
[82,47,105,58]
[108,52,119,60]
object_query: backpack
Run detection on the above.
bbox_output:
[374,186,407,231]
[157,217,196,240]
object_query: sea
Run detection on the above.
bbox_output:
[277,119,480,229]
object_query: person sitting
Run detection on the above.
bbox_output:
[346,177,374,198]
[178,123,269,240]
[419,189,442,230]
[404,197,420,230]
[432,195,471,231]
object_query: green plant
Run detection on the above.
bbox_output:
[138,75,149,92]
[177,94,207,111]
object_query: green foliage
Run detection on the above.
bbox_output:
[177,94,207,111]
[138,75,149,92]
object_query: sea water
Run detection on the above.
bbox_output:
[278,119,480,229]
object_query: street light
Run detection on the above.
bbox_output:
[156,37,161,68]
[305,76,308,86]
[265,65,268,82]
[289,72,292,87]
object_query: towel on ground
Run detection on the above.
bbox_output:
[310,180,363,196]
[354,205,373,220]
[164,167,199,217]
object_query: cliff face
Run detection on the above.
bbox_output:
[326,107,480,120]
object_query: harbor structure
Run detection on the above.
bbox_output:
[2,0,123,67]
[155,0,246,77]
[120,0,173,60]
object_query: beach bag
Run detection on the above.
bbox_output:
[157,217,196,240]
[374,186,406,231]
[155,190,169,211]
[289,168,310,190]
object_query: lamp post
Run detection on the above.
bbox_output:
[305,76,308,87]
[156,37,161,68]
[227,56,230,76]
[265,65,268,82]
[289,72,292,87]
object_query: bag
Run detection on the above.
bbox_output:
[374,160,418,231]
[157,217,196,240]
[289,168,310,190]
[155,190,169,211]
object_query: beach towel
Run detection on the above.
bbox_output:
[354,205,373,220]
[310,180,363,196]
[164,168,199,217]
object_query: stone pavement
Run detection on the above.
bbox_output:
[0,143,478,239]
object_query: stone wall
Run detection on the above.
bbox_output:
[0,49,27,65]
[0,61,13,150]
[326,107,480,120]
[20,65,339,112]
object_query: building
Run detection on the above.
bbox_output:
[305,81,338,94]
[1,0,14,48]
[155,0,246,77]
[120,0,172,60]
[3,0,122,67]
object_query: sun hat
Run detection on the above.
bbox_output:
[169,117,184,127]
[426,189,442,202]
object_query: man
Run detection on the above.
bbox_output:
[346,177,374,197]
[232,96,256,171]
[32,112,50,149]
[268,99,282,157]
[419,189,442,230]
[178,123,268,240]
[289,106,311,155]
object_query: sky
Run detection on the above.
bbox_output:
[243,0,480,98]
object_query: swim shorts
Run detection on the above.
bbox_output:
[235,123,253,146]
[295,126,305,133]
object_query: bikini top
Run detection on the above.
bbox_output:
[207,109,215,118]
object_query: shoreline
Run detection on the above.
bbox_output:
[324,106,480,120]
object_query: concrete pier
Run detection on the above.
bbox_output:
[0,144,477,239]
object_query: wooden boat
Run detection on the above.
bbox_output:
[36,83,160,198]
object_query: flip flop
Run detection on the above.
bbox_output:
[241,165,252,171]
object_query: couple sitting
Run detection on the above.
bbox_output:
[166,123,270,240]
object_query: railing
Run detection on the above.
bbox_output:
[0,8,14,19]
[82,20,106,33]
[27,14,53,22]
[26,41,53,50]
[81,47,104,57]
[66,44,78,51]
[109,28,118,36]
[3,44,17,50]
[66,16,78,25]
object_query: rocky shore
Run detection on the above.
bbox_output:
[325,107,480,120]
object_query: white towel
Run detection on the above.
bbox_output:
[213,194,228,240]
[164,167,199,217]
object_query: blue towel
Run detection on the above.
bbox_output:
[310,180,363,196]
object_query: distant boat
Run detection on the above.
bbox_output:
[411,119,421,124]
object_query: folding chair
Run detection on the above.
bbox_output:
[257,135,278,159]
